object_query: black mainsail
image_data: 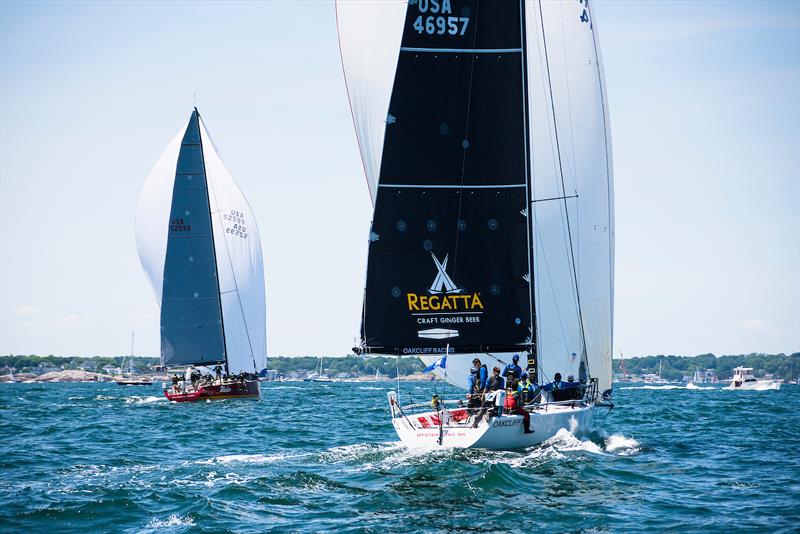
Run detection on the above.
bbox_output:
[360,1,535,358]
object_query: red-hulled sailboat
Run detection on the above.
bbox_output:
[136,108,267,402]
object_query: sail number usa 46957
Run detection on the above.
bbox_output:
[411,0,469,36]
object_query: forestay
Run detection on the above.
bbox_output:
[135,109,267,375]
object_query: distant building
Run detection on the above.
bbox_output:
[261,369,278,381]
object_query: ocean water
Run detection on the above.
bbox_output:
[0,381,798,533]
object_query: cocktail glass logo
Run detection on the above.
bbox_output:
[429,253,461,294]
[406,253,484,312]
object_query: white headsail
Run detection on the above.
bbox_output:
[336,0,407,202]
[525,0,614,397]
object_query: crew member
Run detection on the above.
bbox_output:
[214,363,223,383]
[467,358,488,408]
[501,355,524,386]
[565,374,583,400]
[518,373,539,405]
[542,372,568,401]
[484,367,506,416]
[467,358,488,393]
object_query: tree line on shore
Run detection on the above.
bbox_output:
[2,352,798,381]
[616,352,800,381]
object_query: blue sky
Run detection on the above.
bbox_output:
[1,1,798,358]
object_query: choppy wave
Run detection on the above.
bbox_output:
[1,380,798,532]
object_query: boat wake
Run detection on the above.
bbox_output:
[125,396,166,405]
[309,430,643,473]
[195,453,297,466]
[723,383,780,391]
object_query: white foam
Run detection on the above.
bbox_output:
[195,452,304,466]
[147,514,195,528]
[546,428,605,455]
[605,434,640,454]
[723,383,781,392]
[125,396,166,404]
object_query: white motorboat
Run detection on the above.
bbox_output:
[338,0,615,449]
[727,367,780,391]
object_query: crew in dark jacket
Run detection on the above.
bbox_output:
[542,372,570,402]
[501,355,524,386]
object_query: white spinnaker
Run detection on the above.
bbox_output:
[200,119,267,375]
[135,114,267,375]
[336,0,406,201]
[135,127,185,306]
[525,0,614,396]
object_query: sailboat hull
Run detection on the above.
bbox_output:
[164,379,260,402]
[391,403,593,450]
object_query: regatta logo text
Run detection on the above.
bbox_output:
[407,293,483,311]
[406,253,484,312]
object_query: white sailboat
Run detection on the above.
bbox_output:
[338,0,614,449]
[304,357,333,382]
[643,359,668,384]
[136,108,267,401]
[114,332,152,386]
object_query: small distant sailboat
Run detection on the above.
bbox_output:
[339,0,614,448]
[7,369,17,383]
[114,332,153,386]
[136,108,266,402]
[304,357,333,382]
[643,359,668,384]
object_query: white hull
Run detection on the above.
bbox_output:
[727,380,780,391]
[390,399,593,450]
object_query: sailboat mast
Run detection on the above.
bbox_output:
[195,108,230,373]
[129,331,135,375]
[519,0,538,382]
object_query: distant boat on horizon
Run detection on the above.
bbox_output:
[114,332,153,386]
[136,108,266,402]
[727,367,780,391]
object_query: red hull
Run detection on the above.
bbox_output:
[164,379,260,402]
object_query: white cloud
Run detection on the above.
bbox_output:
[14,305,40,317]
